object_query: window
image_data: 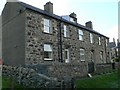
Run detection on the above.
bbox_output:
[78,29,83,41]
[44,44,52,60]
[64,25,69,37]
[64,49,70,63]
[90,33,93,43]
[80,48,85,61]
[44,18,52,33]
[70,17,75,23]
[98,37,101,45]
[90,51,94,62]
[100,51,103,63]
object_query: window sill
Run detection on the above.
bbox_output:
[64,37,70,39]
[81,60,85,62]
[44,58,53,61]
[79,40,84,42]
[43,32,53,35]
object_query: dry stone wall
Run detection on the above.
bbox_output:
[2,65,58,88]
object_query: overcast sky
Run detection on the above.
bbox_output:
[0,0,119,42]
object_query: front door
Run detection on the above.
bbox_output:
[88,62,94,73]
[88,50,95,73]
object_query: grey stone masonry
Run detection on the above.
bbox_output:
[25,10,59,65]
[25,10,110,66]
[2,1,111,80]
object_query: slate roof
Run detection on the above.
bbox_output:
[108,42,116,48]
[17,1,109,38]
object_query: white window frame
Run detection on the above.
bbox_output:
[44,18,52,33]
[44,44,52,60]
[99,37,101,45]
[78,29,83,41]
[64,25,69,37]
[80,48,85,61]
[65,49,70,63]
[90,33,93,43]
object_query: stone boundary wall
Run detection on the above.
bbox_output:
[26,63,88,80]
[47,63,88,80]
[95,63,113,74]
[115,62,120,69]
[2,65,58,88]
[2,63,88,88]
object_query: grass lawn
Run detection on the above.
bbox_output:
[2,76,24,89]
[75,72,119,88]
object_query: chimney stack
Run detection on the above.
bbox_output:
[85,21,93,29]
[70,12,77,18]
[44,2,53,13]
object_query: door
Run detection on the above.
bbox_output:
[88,62,94,73]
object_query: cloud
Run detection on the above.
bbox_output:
[107,25,118,42]
[19,0,70,15]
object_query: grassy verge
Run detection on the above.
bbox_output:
[75,72,119,88]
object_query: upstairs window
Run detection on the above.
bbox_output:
[78,29,83,41]
[99,37,101,45]
[80,48,85,61]
[90,33,93,43]
[44,44,52,60]
[106,39,108,47]
[64,25,69,37]
[44,18,52,33]
[70,17,75,23]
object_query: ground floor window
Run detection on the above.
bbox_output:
[64,49,70,63]
[44,44,52,60]
[100,51,104,63]
[80,48,85,61]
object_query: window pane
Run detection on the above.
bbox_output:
[65,49,69,63]
[80,49,85,61]
[79,30,83,40]
[65,50,68,59]
[44,44,52,51]
[79,30,83,35]
[64,25,69,37]
[99,37,101,45]
[44,52,52,59]
[100,51,103,63]
[44,51,49,58]
[79,36,83,41]
[44,26,50,33]
[90,33,93,43]
[44,19,49,26]
[44,18,52,33]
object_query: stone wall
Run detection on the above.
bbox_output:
[26,62,88,80]
[25,9,110,66]
[2,65,58,88]
[95,63,113,74]
[2,63,88,88]
[48,63,88,80]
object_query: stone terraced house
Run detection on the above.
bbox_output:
[2,1,111,78]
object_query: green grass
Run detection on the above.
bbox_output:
[2,76,25,89]
[75,72,119,88]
